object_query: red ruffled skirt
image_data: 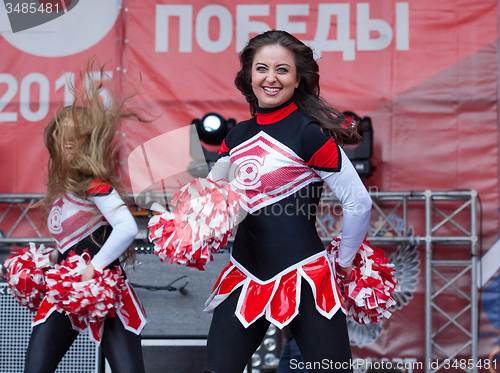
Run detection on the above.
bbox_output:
[33,280,147,345]
[204,252,345,328]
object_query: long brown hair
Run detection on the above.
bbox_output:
[40,58,150,265]
[235,30,361,145]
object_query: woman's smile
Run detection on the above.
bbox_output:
[251,44,300,108]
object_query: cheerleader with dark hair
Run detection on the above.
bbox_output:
[202,30,372,373]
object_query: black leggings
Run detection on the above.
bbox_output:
[24,311,145,373]
[203,281,352,373]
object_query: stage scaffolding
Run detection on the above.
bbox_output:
[0,190,479,373]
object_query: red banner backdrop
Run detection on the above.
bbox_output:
[1,0,500,369]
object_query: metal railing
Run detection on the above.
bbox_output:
[0,190,479,372]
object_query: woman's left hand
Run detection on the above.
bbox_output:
[81,262,96,281]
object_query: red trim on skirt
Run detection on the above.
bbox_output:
[204,252,345,329]
[33,280,147,345]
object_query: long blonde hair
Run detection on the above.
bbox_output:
[40,58,150,265]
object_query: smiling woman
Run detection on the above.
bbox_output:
[251,44,300,108]
[202,30,372,373]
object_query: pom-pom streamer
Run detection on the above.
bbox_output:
[327,238,400,324]
[3,243,54,311]
[45,251,126,323]
[148,178,241,270]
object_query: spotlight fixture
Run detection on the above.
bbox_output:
[189,113,236,177]
[342,111,375,178]
[247,324,280,372]
[201,114,222,133]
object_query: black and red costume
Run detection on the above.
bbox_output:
[24,180,147,373]
[203,98,372,372]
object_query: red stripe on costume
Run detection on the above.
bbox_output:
[306,138,339,170]
[128,282,147,316]
[89,321,104,343]
[205,253,342,328]
[87,179,112,195]
[33,298,54,323]
[33,283,146,344]
[218,140,230,155]
[256,102,298,125]
[239,280,275,324]
[302,256,337,313]
[69,314,88,331]
[218,266,246,295]
[232,133,304,170]
[242,172,318,211]
[64,194,93,208]
[119,287,143,330]
[269,270,298,324]
[211,262,232,292]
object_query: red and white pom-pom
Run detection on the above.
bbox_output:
[148,178,241,270]
[3,243,55,311]
[327,238,399,324]
[45,251,126,322]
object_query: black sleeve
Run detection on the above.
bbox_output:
[217,125,236,159]
[300,122,341,172]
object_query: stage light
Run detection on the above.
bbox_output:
[342,111,375,178]
[252,354,262,367]
[247,325,280,372]
[189,113,235,177]
[202,114,222,132]
[193,113,235,148]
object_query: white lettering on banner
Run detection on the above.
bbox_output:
[236,5,270,51]
[396,2,410,50]
[196,5,233,53]
[357,3,392,51]
[0,71,113,123]
[55,73,75,108]
[276,4,309,34]
[156,5,193,53]
[0,74,18,122]
[19,73,49,122]
[309,4,355,60]
[153,2,410,59]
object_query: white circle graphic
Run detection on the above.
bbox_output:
[48,205,63,234]
[233,158,263,189]
[0,0,123,57]
[238,161,259,184]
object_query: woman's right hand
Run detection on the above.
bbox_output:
[338,264,352,279]
[81,263,96,282]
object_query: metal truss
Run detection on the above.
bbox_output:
[0,190,478,372]
[0,194,51,246]
[321,189,478,373]
[423,190,478,373]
